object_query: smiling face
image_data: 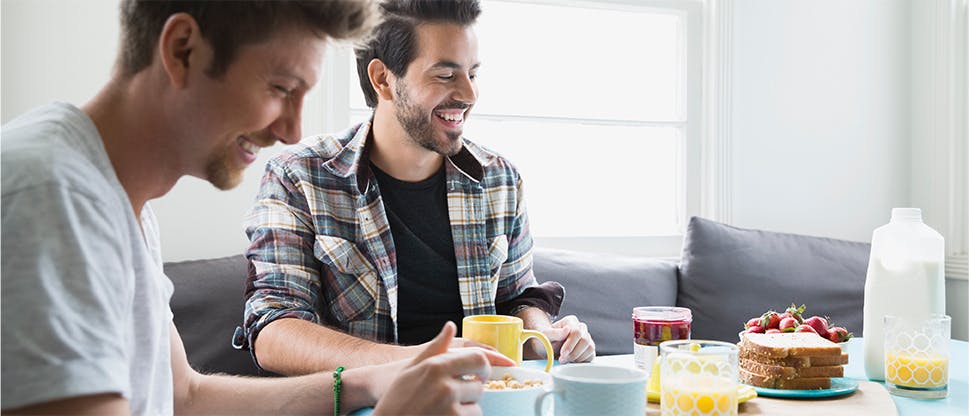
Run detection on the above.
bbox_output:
[389,23,479,157]
[179,27,326,190]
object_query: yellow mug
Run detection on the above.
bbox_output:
[462,315,555,372]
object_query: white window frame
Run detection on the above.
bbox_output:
[313,0,708,258]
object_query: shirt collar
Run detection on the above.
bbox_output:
[324,117,494,194]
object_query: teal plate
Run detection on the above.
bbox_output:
[750,378,859,398]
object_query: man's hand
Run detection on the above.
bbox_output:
[447,337,495,350]
[373,322,514,415]
[539,315,595,363]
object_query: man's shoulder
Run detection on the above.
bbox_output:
[2,104,114,199]
[266,124,363,175]
[461,138,522,183]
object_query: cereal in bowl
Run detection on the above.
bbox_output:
[483,372,544,390]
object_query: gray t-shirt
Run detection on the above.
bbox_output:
[1,102,175,414]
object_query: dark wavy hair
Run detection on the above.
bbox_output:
[354,0,481,108]
[118,0,379,78]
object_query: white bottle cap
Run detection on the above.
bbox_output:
[890,207,922,222]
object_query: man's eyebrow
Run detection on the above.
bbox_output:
[274,71,311,89]
[429,61,481,71]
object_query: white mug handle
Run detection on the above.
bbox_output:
[535,388,559,416]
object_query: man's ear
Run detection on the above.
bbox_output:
[367,59,394,101]
[157,13,204,89]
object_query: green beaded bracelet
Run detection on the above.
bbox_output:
[333,366,345,416]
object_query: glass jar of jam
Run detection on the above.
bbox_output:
[633,306,692,372]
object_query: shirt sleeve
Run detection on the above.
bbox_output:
[1,183,131,410]
[495,281,564,318]
[242,161,324,358]
[493,176,563,317]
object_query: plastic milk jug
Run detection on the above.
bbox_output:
[863,208,946,380]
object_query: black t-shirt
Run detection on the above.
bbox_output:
[370,162,465,345]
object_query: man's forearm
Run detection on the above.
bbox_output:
[254,318,417,375]
[516,306,554,359]
[181,365,381,415]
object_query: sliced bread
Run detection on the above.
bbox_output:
[740,358,844,379]
[739,349,848,368]
[739,333,842,358]
[739,368,832,390]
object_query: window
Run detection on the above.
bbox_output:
[323,0,702,256]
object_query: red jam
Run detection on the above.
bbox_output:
[633,318,692,346]
[632,306,692,346]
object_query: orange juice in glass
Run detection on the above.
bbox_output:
[884,315,950,399]
[660,340,738,416]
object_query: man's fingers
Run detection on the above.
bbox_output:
[541,327,570,342]
[457,403,484,416]
[559,327,583,362]
[452,338,497,351]
[569,340,596,363]
[447,347,515,366]
[428,349,494,381]
[456,377,486,404]
[413,321,458,364]
[479,349,516,366]
[552,315,580,328]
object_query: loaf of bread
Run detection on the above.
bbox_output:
[738,332,846,390]
[740,358,844,379]
[739,349,848,368]
[740,333,842,358]
[739,368,832,390]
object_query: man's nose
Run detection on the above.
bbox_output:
[269,95,303,145]
[453,73,477,104]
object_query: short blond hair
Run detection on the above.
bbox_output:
[118,0,380,78]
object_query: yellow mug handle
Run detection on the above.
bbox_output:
[520,329,554,372]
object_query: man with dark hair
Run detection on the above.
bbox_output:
[1,1,511,414]
[243,0,596,376]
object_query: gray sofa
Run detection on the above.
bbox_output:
[166,217,869,376]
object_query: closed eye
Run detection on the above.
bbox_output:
[273,85,292,97]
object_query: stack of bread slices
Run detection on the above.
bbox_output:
[738,332,847,390]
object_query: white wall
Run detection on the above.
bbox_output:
[1,0,119,119]
[2,0,966,339]
[731,0,911,242]
[1,0,323,262]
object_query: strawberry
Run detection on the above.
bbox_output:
[765,328,782,334]
[828,326,853,343]
[784,303,806,324]
[794,324,817,334]
[779,317,799,332]
[803,316,830,338]
[745,317,762,329]
[744,325,765,334]
[761,311,781,329]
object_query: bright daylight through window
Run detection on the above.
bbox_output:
[346,1,698,243]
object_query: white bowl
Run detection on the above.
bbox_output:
[479,366,552,416]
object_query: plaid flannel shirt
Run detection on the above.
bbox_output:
[241,120,538,346]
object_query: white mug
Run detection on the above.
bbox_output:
[535,364,647,416]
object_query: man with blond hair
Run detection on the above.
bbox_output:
[1,1,510,414]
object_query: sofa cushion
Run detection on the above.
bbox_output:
[166,255,265,376]
[533,247,679,355]
[677,217,869,343]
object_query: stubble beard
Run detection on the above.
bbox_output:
[394,80,463,157]
[204,147,244,191]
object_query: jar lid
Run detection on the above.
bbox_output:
[632,306,692,321]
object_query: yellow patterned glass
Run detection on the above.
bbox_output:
[660,340,739,416]
[884,315,950,399]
